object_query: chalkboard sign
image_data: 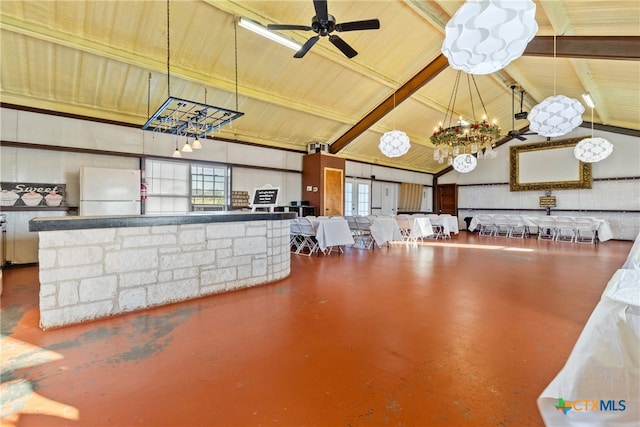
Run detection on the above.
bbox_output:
[250,185,280,212]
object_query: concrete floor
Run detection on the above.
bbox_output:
[1,232,632,426]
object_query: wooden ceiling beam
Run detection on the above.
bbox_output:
[523,36,640,61]
[330,54,449,154]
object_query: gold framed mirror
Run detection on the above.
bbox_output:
[510,137,592,191]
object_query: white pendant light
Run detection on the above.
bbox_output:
[529,95,584,137]
[574,137,613,163]
[172,148,182,158]
[181,139,193,153]
[452,154,477,173]
[379,130,411,158]
[574,96,613,163]
[441,0,538,75]
[192,137,202,149]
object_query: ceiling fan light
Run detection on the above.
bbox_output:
[452,154,478,173]
[442,0,538,75]
[574,137,613,163]
[529,95,585,137]
[379,130,411,158]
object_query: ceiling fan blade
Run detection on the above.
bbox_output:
[313,0,329,22]
[294,36,319,58]
[328,34,358,58]
[267,24,312,31]
[335,19,380,32]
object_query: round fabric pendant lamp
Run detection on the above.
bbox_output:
[379,130,411,158]
[452,154,477,173]
[441,0,538,75]
[528,95,585,137]
[574,137,613,163]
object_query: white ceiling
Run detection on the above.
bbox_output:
[1,0,639,174]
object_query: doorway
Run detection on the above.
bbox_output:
[345,178,371,216]
[323,167,344,216]
[436,184,457,215]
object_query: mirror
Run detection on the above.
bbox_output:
[510,137,592,191]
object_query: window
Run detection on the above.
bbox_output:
[144,159,190,213]
[191,164,229,209]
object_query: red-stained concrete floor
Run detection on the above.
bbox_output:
[0,232,633,426]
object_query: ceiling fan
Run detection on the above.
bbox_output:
[266,0,380,59]
[507,85,536,141]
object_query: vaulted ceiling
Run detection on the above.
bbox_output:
[1,0,639,174]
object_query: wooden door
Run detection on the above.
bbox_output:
[323,167,344,216]
[436,184,457,215]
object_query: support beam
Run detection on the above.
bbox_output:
[330,54,449,154]
[523,36,640,61]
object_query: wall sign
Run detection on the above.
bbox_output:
[250,184,280,212]
[1,182,66,208]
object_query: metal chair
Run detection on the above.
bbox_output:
[574,217,598,244]
[554,217,576,242]
[476,214,496,236]
[536,217,557,240]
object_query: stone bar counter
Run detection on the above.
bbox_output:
[29,212,296,329]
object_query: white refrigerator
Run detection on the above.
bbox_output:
[79,167,141,216]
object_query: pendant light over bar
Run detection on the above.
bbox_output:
[142,0,244,152]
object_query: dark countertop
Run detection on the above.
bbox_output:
[29,211,297,232]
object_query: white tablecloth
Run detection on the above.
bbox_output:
[622,232,640,269]
[429,215,459,237]
[314,218,354,252]
[369,217,403,246]
[469,215,613,242]
[537,268,640,426]
[409,217,434,241]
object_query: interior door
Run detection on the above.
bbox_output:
[436,184,457,215]
[323,167,344,216]
[380,182,397,215]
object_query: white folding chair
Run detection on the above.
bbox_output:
[295,217,319,256]
[574,217,598,244]
[427,214,444,239]
[506,215,527,238]
[355,216,374,249]
[536,217,557,240]
[476,214,496,236]
[395,215,413,241]
[492,214,510,237]
[554,217,576,242]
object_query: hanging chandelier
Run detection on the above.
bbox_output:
[441,0,538,75]
[430,71,501,169]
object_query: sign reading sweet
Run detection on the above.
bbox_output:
[0,182,66,208]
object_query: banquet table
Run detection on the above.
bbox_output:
[313,218,354,253]
[428,215,459,237]
[369,217,403,247]
[469,215,613,242]
[537,267,640,426]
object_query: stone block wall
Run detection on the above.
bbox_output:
[38,220,290,329]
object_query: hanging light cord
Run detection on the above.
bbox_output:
[471,75,490,120]
[443,71,462,128]
[553,34,557,97]
[166,0,171,98]
[234,19,239,112]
